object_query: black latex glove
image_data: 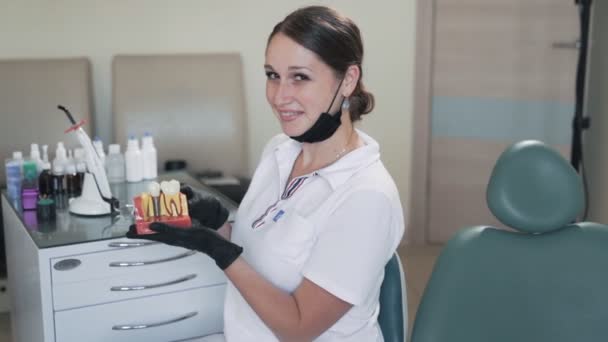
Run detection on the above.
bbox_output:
[126,222,242,270]
[180,185,229,230]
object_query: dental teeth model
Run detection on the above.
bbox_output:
[133,179,192,234]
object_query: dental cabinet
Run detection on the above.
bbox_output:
[1,172,235,342]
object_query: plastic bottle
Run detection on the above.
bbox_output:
[125,136,143,183]
[5,151,23,199]
[76,160,87,190]
[53,142,67,171]
[106,144,126,183]
[30,143,44,173]
[21,160,39,210]
[93,137,106,166]
[65,163,80,198]
[38,162,53,198]
[52,162,65,195]
[73,148,87,190]
[41,145,49,163]
[22,157,38,189]
[141,132,158,180]
[52,163,66,210]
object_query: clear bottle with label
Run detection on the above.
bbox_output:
[125,136,143,183]
[106,144,126,183]
[141,132,158,180]
[21,156,40,210]
[5,151,23,199]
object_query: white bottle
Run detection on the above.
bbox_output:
[42,144,49,163]
[93,137,106,166]
[141,132,158,180]
[125,136,143,183]
[29,143,44,173]
[53,142,67,171]
[106,144,126,183]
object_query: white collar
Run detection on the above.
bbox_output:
[272,129,381,190]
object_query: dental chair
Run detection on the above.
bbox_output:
[379,252,407,342]
[410,140,608,342]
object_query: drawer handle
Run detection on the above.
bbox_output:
[109,250,197,267]
[110,273,197,291]
[108,241,159,248]
[112,311,198,330]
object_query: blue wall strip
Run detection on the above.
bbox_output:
[431,96,574,145]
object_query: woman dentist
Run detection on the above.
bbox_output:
[128,6,405,341]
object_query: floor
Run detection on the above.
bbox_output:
[0,244,442,342]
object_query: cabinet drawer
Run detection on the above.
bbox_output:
[52,242,225,310]
[55,285,225,342]
[51,242,221,284]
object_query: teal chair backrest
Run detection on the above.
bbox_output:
[411,141,608,342]
[378,253,407,342]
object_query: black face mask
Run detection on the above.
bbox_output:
[290,79,344,143]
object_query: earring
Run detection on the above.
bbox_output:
[342,98,350,110]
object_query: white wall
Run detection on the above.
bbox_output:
[585,0,608,224]
[0,0,416,228]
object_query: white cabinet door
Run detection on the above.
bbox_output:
[55,285,225,342]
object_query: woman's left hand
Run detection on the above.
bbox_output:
[126,222,242,270]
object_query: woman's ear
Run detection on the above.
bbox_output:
[342,64,361,97]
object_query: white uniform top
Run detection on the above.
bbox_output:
[223,130,405,341]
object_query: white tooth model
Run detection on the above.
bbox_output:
[134,179,191,234]
[148,182,161,218]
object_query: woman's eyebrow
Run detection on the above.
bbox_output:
[263,64,312,72]
[288,66,312,72]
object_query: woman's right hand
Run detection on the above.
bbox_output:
[126,222,242,270]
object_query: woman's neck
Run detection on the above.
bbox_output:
[290,121,359,179]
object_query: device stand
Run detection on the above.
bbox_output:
[69,173,111,216]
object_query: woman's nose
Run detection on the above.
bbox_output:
[273,81,294,105]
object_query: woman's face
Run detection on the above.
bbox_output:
[265,33,342,137]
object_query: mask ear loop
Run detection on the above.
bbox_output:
[325,78,345,115]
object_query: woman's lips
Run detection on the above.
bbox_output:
[278,110,304,122]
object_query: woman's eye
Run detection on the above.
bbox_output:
[265,71,279,80]
[294,73,310,81]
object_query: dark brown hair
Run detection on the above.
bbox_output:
[268,6,375,121]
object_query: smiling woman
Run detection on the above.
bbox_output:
[127,5,405,342]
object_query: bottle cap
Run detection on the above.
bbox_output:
[12,151,23,160]
[55,142,67,161]
[42,145,49,162]
[142,133,155,147]
[127,137,140,151]
[30,143,41,160]
[108,144,121,154]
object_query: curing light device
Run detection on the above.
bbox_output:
[59,105,118,216]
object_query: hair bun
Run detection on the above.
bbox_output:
[349,84,375,121]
